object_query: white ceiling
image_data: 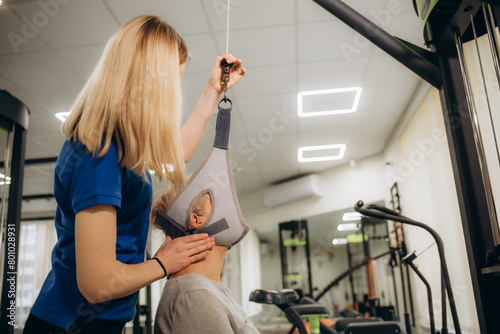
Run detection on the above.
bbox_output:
[0,0,424,217]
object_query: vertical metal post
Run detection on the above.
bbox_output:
[0,124,27,334]
[346,242,356,304]
[454,28,500,246]
[436,37,500,334]
[483,2,500,91]
[405,258,436,334]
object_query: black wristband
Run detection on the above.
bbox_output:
[152,257,167,278]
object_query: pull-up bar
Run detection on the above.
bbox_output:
[312,0,442,89]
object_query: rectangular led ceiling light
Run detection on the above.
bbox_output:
[0,173,11,185]
[298,87,362,117]
[342,212,362,221]
[55,111,71,122]
[337,223,360,231]
[332,238,347,245]
[298,144,346,162]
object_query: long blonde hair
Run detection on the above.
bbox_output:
[63,15,188,186]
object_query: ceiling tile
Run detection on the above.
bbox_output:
[22,176,54,194]
[0,50,82,88]
[297,58,369,92]
[298,112,358,134]
[0,5,49,55]
[25,84,82,114]
[0,74,18,91]
[298,159,345,175]
[370,13,426,59]
[26,113,62,137]
[231,64,297,97]
[202,0,294,32]
[25,136,57,158]
[214,25,296,68]
[242,116,298,138]
[106,0,210,35]
[233,171,263,194]
[298,20,374,63]
[183,33,220,73]
[298,129,350,147]
[56,45,106,80]
[359,81,419,110]
[382,12,423,46]
[182,71,211,102]
[254,147,298,163]
[257,161,300,184]
[25,164,56,178]
[7,89,52,115]
[33,133,65,156]
[236,94,297,120]
[10,0,120,48]
[298,0,388,23]
[229,118,249,139]
[362,54,421,86]
[20,198,57,214]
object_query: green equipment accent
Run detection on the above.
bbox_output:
[346,233,369,244]
[413,0,440,43]
[284,273,302,283]
[300,314,329,334]
[283,237,307,247]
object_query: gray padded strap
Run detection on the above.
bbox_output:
[157,214,230,238]
[156,213,188,239]
[214,107,231,150]
[197,218,229,236]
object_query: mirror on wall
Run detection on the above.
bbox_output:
[253,201,398,320]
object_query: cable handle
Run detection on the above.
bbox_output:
[220,59,234,106]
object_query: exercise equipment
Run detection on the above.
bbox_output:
[401,252,436,334]
[0,90,29,334]
[249,289,329,334]
[355,200,460,334]
[249,288,404,334]
[279,220,313,297]
[311,1,500,332]
[388,183,414,332]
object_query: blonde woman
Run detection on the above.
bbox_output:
[23,15,245,334]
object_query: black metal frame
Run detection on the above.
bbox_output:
[402,251,436,334]
[389,184,414,333]
[0,90,29,334]
[355,201,461,334]
[279,220,313,297]
[312,1,500,332]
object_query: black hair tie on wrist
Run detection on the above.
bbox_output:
[152,257,167,278]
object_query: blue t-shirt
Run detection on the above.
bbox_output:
[31,140,153,329]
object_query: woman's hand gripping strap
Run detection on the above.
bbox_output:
[218,58,233,110]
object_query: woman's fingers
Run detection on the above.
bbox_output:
[183,236,215,251]
[154,234,215,275]
[188,250,211,264]
[185,239,215,257]
[208,54,246,94]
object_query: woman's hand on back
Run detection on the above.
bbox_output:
[154,234,215,275]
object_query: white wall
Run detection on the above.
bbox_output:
[240,153,388,230]
[383,82,480,333]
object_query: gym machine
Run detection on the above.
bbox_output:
[312,1,500,332]
[0,90,29,334]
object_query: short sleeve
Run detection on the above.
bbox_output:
[175,290,234,333]
[69,145,122,214]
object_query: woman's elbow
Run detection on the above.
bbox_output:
[77,278,113,304]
